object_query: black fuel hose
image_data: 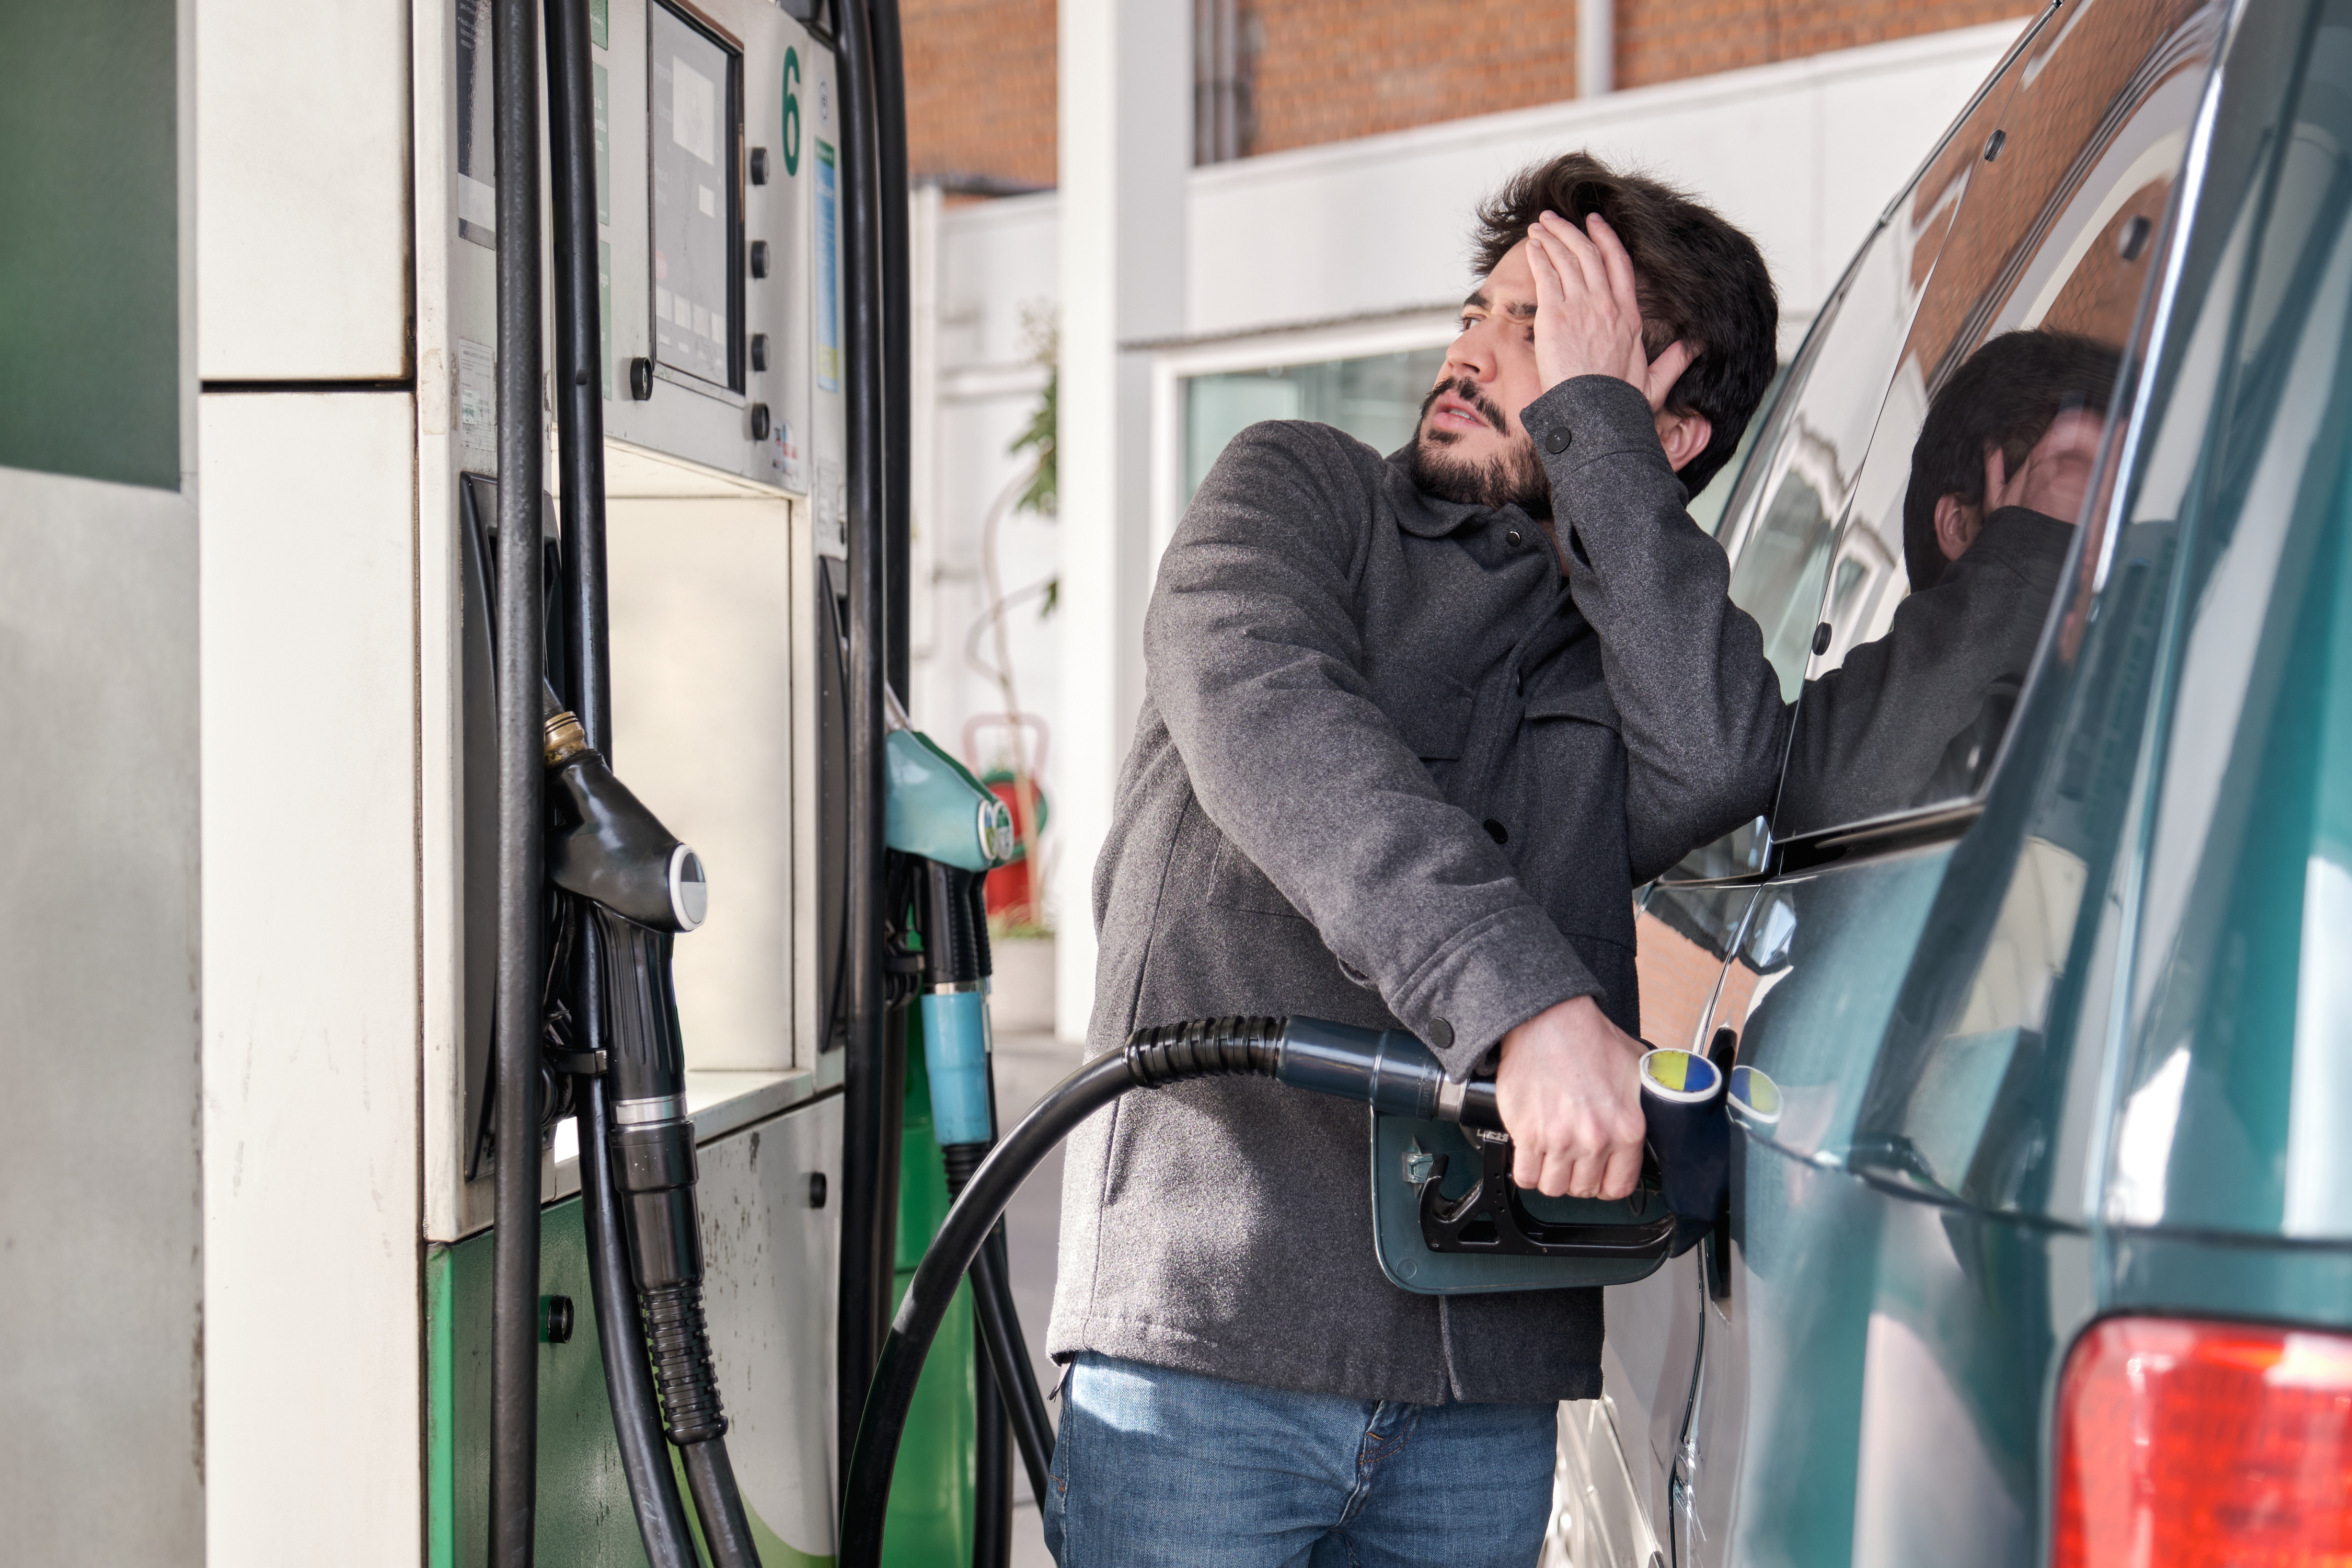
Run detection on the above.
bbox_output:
[840,1051,1138,1567]
[682,1440,763,1568]
[941,1144,1053,1511]
[575,1071,699,1568]
[843,1017,1478,1565]
[972,1336,1011,1568]
[541,0,734,1554]
[840,1018,1735,1565]
[942,1143,1014,1568]
[489,0,547,1557]
[969,1229,1052,1507]
[833,0,900,1481]
[867,0,913,700]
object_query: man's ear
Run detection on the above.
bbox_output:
[1934,492,1981,562]
[1655,408,1713,474]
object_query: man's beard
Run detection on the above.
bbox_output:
[1406,377,1552,517]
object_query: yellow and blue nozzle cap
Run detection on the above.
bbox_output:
[1728,1064,1782,1125]
[1639,1047,1723,1104]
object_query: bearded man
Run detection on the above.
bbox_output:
[1043,151,1787,1567]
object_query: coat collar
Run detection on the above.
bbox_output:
[1381,449,1536,538]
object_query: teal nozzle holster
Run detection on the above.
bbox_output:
[885,726,1016,873]
[883,718,1016,1141]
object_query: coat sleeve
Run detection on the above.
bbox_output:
[1148,421,1598,1075]
[1525,377,1790,882]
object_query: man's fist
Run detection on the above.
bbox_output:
[1493,994,1647,1199]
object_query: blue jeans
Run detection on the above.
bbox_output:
[1041,1353,1557,1567]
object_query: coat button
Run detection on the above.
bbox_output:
[1483,818,1508,844]
[1426,1019,1454,1051]
[1544,428,1572,454]
[1505,527,1523,546]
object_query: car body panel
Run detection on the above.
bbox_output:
[1558,0,2352,1561]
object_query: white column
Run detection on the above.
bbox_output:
[1055,0,1192,1041]
[200,391,422,1566]
[1578,0,1615,98]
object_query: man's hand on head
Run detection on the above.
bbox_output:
[1492,993,1648,1200]
[1939,406,2109,563]
[1991,404,2105,524]
[1525,210,1694,410]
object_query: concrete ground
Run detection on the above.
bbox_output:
[990,1028,1083,1568]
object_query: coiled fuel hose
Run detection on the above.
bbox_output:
[839,1014,1508,1567]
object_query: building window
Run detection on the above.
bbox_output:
[1184,348,1446,499]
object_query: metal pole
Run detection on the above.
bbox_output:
[1577,0,1613,99]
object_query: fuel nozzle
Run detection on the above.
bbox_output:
[543,685,707,933]
[1121,1016,1734,1228]
[541,686,724,1446]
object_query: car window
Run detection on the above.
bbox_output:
[1838,0,2290,1224]
[1654,26,2039,882]
[1771,0,2225,843]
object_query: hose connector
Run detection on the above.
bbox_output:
[1118,1014,1502,1130]
[544,706,592,767]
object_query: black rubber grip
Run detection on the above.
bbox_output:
[1122,1016,1284,1087]
[641,1281,728,1444]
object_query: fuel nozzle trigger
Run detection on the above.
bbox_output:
[1410,1045,1733,1260]
[1414,1128,1675,1260]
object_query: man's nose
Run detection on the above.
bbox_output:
[1444,326,1497,383]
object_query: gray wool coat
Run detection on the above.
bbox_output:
[1046,375,1786,1404]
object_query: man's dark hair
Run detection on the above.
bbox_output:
[1471,152,1779,497]
[1901,330,2123,592]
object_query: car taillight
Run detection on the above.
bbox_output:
[2055,1316,2352,1568]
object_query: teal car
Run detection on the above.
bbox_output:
[1559,1,2352,1563]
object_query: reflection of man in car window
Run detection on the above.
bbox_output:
[1778,331,2121,832]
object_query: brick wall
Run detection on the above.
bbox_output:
[1615,0,2032,90]
[1245,0,1580,156]
[902,0,1057,190]
[898,0,2038,191]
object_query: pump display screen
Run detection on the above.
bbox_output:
[650,2,740,391]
